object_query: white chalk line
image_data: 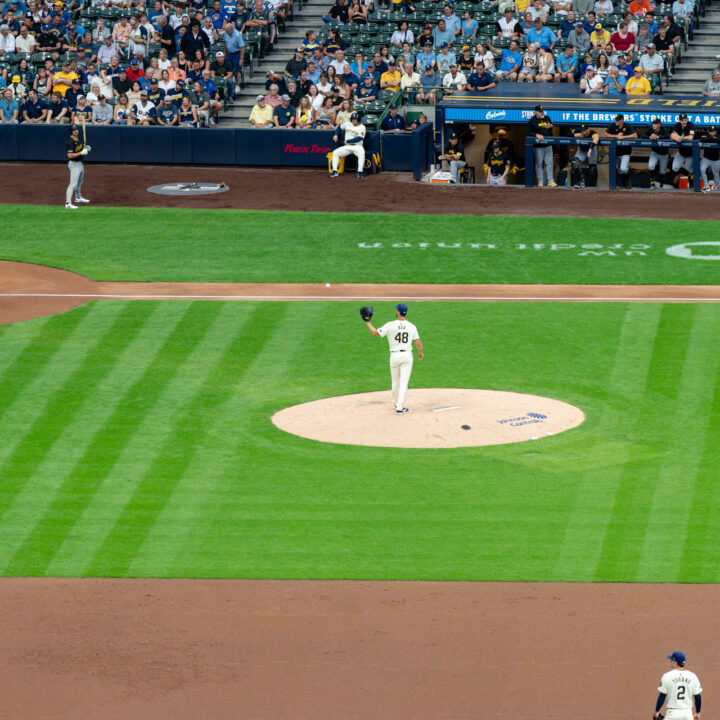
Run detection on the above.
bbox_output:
[433,406,461,412]
[2,292,720,302]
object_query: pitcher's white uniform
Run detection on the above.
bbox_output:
[377,318,419,412]
[659,669,702,720]
[331,119,366,173]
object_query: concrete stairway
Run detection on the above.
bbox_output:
[663,2,720,96]
[220,0,330,126]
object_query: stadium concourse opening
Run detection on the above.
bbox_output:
[435,85,720,187]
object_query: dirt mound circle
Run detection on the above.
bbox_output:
[271,388,585,448]
[0,260,97,326]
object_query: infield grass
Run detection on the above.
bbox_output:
[1,205,720,284]
[1,299,718,582]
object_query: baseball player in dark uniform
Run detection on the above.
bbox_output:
[570,124,599,188]
[486,141,511,185]
[65,124,90,209]
[527,105,556,187]
[700,125,720,191]
[644,117,670,189]
[604,113,637,189]
[671,112,695,174]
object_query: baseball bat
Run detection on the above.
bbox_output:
[82,115,86,146]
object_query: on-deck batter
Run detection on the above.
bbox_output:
[364,303,423,414]
[654,651,703,720]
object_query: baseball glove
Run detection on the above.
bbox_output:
[360,305,373,322]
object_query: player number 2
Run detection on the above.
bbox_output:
[395,332,409,343]
[677,687,686,700]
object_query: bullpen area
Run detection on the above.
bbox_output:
[1,167,719,720]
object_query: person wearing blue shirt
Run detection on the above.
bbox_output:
[441,4,461,36]
[355,74,378,102]
[306,59,321,83]
[0,89,19,123]
[604,65,627,94]
[365,62,381,84]
[416,43,436,71]
[432,19,455,47]
[350,51,367,76]
[381,104,405,131]
[645,12,659,35]
[616,54,634,79]
[461,9,478,38]
[554,44,578,80]
[583,11,598,35]
[209,0,229,29]
[488,39,522,80]
[558,11,577,38]
[525,18,556,49]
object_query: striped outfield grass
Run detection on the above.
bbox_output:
[0,299,719,582]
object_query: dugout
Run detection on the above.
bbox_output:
[435,85,720,185]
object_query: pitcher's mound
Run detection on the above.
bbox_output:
[272,388,584,448]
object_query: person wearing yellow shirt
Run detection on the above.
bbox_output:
[516,0,531,13]
[380,57,402,93]
[52,62,79,97]
[248,93,274,127]
[625,66,652,94]
[590,23,611,48]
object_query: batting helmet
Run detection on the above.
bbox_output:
[70,124,79,133]
[350,111,360,122]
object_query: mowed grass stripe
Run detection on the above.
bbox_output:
[677,350,720,582]
[551,304,662,581]
[0,307,92,426]
[85,302,286,577]
[0,303,147,530]
[0,303,190,574]
[1,302,218,577]
[592,304,696,582]
[43,302,239,577]
[636,304,720,581]
[134,302,309,578]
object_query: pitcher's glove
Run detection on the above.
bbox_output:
[360,305,373,322]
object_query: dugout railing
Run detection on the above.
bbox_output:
[524,135,718,191]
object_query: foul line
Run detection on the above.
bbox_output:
[2,292,720,302]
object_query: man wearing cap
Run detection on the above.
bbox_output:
[417,64,440,103]
[126,57,145,83]
[272,93,294,127]
[616,53,634,81]
[112,67,132,97]
[362,303,423,416]
[670,112,695,174]
[64,123,89,210]
[639,43,664,88]
[132,89,156,125]
[356,72,379,103]
[605,113,637,188]
[285,46,307,79]
[569,124,599,187]
[52,61,78,97]
[433,42,454,76]
[567,21,591,53]
[330,111,366,178]
[654,652,702,720]
[580,64,604,93]
[486,140,511,184]
[91,93,112,124]
[442,61,467,91]
[380,57,402,92]
[527,105,556,186]
[249,92,273,127]
[497,7,522,38]
[97,35,120,64]
[625,65,651,94]
[381,103,405,132]
[210,49,235,104]
[155,96,177,126]
[439,130,466,182]
[8,73,26,100]
[644,117,670,188]
[699,125,720,191]
[590,22,610,48]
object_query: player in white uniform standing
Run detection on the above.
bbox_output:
[329,111,366,179]
[362,303,423,414]
[654,652,703,720]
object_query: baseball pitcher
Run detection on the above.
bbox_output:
[361,303,423,414]
[329,111,366,179]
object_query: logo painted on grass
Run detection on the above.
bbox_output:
[497,412,548,427]
[358,242,651,256]
[666,242,720,261]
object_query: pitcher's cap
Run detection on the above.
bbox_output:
[395,302,408,315]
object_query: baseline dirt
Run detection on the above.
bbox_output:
[3,260,720,325]
[3,162,720,218]
[2,578,718,720]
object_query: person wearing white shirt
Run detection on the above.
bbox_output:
[363,303,423,415]
[0,24,16,55]
[443,64,467,90]
[653,652,702,720]
[580,65,604,92]
[15,26,37,53]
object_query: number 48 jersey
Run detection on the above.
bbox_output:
[378,319,419,352]
[659,669,702,709]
